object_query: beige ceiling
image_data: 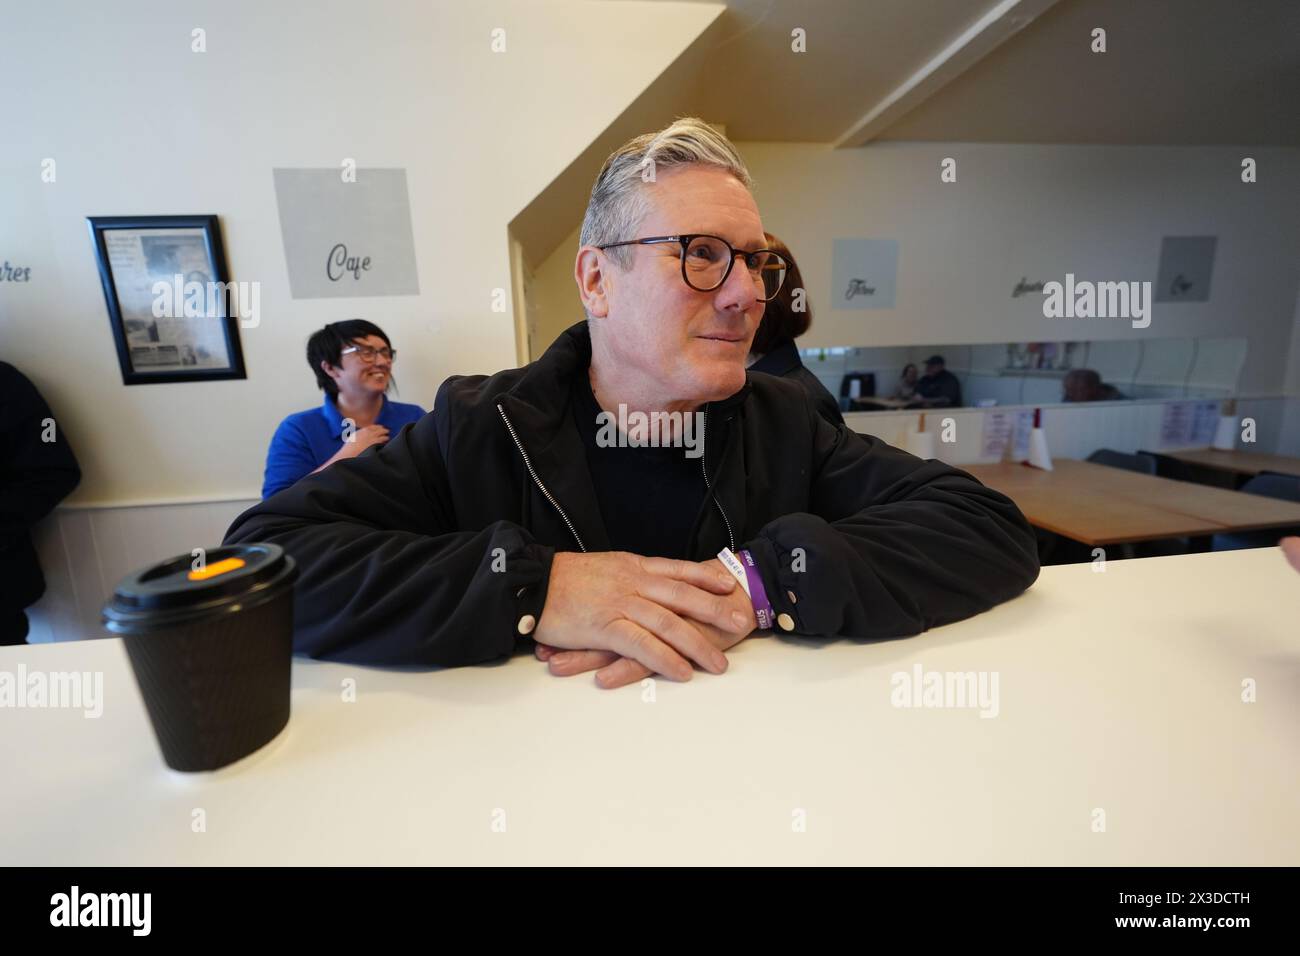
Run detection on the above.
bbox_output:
[618,0,1299,146]
[687,0,1014,142]
[515,0,1296,272]
[879,0,1300,145]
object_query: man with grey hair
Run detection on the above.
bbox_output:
[226,117,1039,688]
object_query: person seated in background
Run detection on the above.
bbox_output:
[890,363,919,402]
[226,117,1039,689]
[1062,368,1123,403]
[261,320,425,499]
[914,355,962,407]
[745,232,842,425]
[0,361,81,644]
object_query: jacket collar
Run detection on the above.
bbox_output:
[495,320,752,555]
[495,320,752,444]
[747,337,801,377]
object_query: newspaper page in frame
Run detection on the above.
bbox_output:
[104,227,232,373]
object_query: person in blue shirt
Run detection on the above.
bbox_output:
[262,319,426,499]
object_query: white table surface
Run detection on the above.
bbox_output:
[3,548,1298,866]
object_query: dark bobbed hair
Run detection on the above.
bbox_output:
[307,319,394,399]
[750,232,811,357]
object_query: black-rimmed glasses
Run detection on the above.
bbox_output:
[597,234,790,302]
[341,344,396,363]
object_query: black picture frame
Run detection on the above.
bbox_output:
[87,214,247,385]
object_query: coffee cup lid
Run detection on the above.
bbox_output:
[103,543,297,634]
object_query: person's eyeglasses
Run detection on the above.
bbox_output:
[596,234,790,302]
[341,344,396,363]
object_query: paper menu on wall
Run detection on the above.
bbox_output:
[1160,400,1219,448]
[1159,402,1194,447]
[981,409,1034,460]
[1011,410,1034,459]
[981,411,1013,458]
[1190,400,1220,445]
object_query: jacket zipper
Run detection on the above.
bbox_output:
[498,400,735,555]
[700,405,737,552]
[496,403,588,553]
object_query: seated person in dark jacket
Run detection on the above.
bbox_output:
[0,362,81,644]
[225,118,1039,689]
[914,355,962,408]
[746,232,843,426]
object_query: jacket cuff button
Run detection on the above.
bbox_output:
[776,613,795,632]
[517,614,537,635]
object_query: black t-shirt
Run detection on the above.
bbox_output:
[571,371,706,559]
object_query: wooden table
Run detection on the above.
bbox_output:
[965,458,1300,546]
[1162,447,1300,479]
[5,548,1299,865]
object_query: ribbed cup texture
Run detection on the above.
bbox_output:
[122,594,293,772]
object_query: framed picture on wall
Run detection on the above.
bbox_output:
[87,215,247,385]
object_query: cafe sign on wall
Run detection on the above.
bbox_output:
[272,167,420,299]
[830,238,899,309]
[1154,235,1216,303]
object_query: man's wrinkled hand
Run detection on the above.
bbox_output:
[533,552,751,682]
[536,558,758,688]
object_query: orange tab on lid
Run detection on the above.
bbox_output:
[187,557,246,581]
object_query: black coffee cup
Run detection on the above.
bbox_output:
[102,543,298,772]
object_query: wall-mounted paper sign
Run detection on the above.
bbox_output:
[273,168,419,299]
[981,410,1015,459]
[981,408,1034,460]
[1159,399,1220,447]
[1154,236,1216,303]
[830,238,898,309]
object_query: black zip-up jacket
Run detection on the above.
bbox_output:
[224,322,1039,666]
[1,361,82,615]
[748,337,844,427]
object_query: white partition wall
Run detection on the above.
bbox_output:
[25,500,258,644]
[848,396,1295,466]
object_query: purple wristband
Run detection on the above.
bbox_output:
[738,549,774,630]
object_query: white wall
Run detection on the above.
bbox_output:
[530,142,1300,391]
[0,0,722,506]
[528,139,1300,450]
[847,396,1294,468]
[529,223,585,353]
[738,142,1300,395]
[26,499,256,643]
